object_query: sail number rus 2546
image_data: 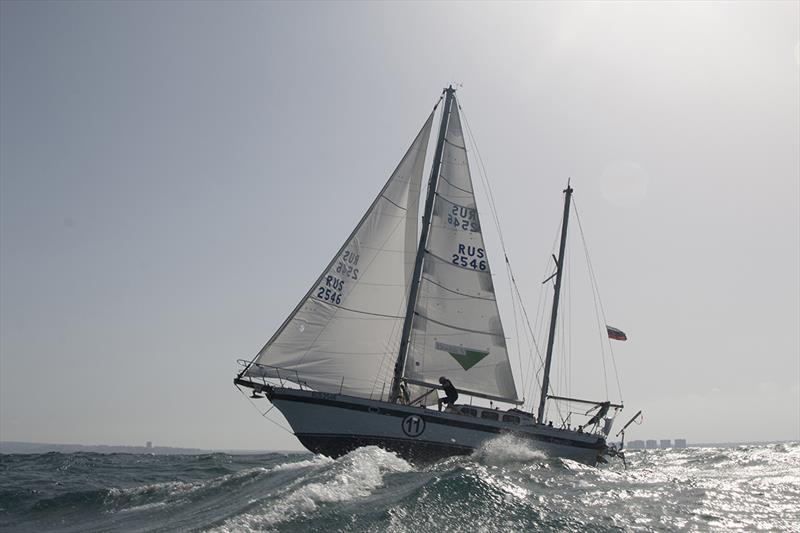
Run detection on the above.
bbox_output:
[316,250,359,305]
[446,205,480,233]
[452,244,487,271]
[337,250,360,280]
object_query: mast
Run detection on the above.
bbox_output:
[537,183,573,423]
[389,85,456,402]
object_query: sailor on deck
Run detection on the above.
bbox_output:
[398,382,411,405]
[437,377,459,412]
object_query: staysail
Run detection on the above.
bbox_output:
[243,111,435,399]
[403,100,520,404]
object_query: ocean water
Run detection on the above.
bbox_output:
[1,438,798,532]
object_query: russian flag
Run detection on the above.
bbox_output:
[606,325,627,341]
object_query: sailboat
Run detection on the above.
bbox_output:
[234,86,627,465]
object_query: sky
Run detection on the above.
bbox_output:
[1,1,798,451]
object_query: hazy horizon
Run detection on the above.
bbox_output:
[1,1,798,452]
[2,436,797,453]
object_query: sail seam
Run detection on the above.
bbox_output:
[309,298,406,320]
[434,192,478,211]
[345,280,406,287]
[343,244,413,254]
[444,138,467,150]
[269,347,393,356]
[421,275,496,301]
[251,367,383,385]
[414,311,503,337]
[439,174,474,195]
[380,195,407,211]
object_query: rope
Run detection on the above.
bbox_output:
[575,201,609,398]
[572,199,624,403]
[508,263,526,396]
[458,105,507,250]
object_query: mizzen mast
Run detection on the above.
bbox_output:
[537,183,573,423]
[389,86,456,403]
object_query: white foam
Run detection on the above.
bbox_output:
[105,480,201,501]
[472,434,548,464]
[269,455,333,472]
[104,481,200,515]
[212,446,412,531]
[115,501,169,513]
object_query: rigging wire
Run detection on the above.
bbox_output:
[234,384,294,436]
[574,200,609,399]
[538,229,562,352]
[567,235,573,399]
[563,236,571,400]
[509,266,526,396]
[572,199,624,402]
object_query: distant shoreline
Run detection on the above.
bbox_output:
[0,441,302,455]
[626,440,796,449]
[2,440,796,455]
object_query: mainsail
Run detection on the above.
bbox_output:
[243,111,435,399]
[403,100,519,404]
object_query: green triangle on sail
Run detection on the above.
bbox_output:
[449,349,490,370]
[435,341,489,370]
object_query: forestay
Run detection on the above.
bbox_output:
[243,111,435,399]
[403,100,520,404]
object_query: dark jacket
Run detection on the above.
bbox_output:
[441,379,458,402]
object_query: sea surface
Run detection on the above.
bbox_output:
[1,438,798,532]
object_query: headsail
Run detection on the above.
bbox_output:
[242,111,436,399]
[403,100,520,404]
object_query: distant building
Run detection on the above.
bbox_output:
[674,438,687,449]
[627,440,644,449]
[660,439,671,449]
[646,439,658,449]
[146,441,152,449]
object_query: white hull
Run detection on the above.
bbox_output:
[264,386,607,465]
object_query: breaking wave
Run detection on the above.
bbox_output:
[2,441,799,532]
[471,433,549,464]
